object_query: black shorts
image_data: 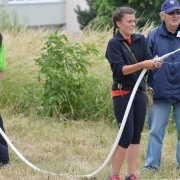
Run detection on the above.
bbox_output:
[112,91,146,148]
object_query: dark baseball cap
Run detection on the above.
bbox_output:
[161,0,180,13]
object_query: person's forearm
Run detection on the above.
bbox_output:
[122,59,157,75]
[122,62,142,75]
[0,71,4,83]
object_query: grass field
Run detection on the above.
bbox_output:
[0,113,179,180]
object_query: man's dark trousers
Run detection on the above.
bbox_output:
[0,115,9,164]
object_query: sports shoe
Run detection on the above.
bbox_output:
[125,174,138,180]
[143,165,158,172]
[0,163,10,168]
[108,174,121,180]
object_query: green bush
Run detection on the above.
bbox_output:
[34,32,100,118]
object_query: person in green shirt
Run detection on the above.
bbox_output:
[0,33,10,167]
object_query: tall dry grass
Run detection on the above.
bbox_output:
[1,28,46,112]
[0,26,179,179]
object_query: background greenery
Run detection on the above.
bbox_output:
[0,28,115,122]
[75,0,165,30]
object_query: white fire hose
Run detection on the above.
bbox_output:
[0,48,180,179]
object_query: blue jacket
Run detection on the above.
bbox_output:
[106,30,152,91]
[147,22,180,103]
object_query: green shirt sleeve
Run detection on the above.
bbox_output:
[0,42,6,71]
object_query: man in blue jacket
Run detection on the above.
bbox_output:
[144,0,180,171]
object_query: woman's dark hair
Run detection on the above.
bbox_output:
[0,34,2,48]
[112,7,135,36]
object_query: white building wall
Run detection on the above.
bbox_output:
[0,0,88,33]
[0,0,66,27]
[66,0,88,33]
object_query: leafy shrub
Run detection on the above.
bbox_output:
[34,32,99,117]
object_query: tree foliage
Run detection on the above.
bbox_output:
[74,0,97,30]
[75,0,165,30]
